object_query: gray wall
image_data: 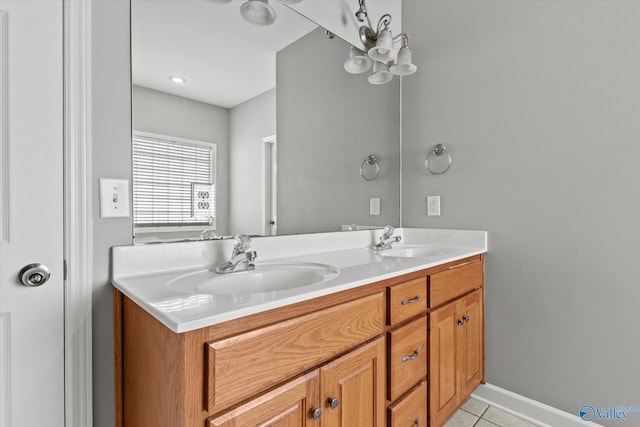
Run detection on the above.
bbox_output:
[277,28,400,234]
[132,85,230,235]
[91,1,132,426]
[229,89,276,235]
[402,0,640,422]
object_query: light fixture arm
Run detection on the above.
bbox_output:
[393,33,410,48]
[355,0,373,28]
[359,13,392,50]
[376,13,392,34]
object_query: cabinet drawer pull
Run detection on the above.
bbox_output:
[401,348,421,362]
[401,295,421,305]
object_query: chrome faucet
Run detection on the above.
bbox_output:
[372,225,401,251]
[215,234,257,274]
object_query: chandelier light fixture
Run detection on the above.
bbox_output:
[236,0,304,26]
[239,0,277,26]
[344,0,417,84]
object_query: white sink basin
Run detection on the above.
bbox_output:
[377,245,454,259]
[167,262,339,295]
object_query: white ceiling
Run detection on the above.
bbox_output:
[131,0,318,108]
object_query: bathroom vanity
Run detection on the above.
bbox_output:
[112,228,487,427]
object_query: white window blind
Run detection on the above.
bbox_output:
[132,133,216,229]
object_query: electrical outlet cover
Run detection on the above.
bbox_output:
[427,196,441,216]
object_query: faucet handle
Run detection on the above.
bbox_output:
[381,225,395,240]
[233,234,252,252]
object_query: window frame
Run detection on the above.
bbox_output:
[132,130,217,235]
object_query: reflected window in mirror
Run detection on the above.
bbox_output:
[132,132,217,241]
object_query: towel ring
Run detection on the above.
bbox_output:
[360,154,380,181]
[426,144,452,175]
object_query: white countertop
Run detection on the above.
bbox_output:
[112,228,487,333]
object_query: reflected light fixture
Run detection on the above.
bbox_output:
[368,61,392,85]
[240,0,277,26]
[390,35,417,76]
[350,0,417,84]
[344,46,372,74]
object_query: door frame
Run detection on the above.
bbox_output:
[263,134,277,236]
[64,0,93,425]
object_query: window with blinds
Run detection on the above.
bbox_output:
[132,132,216,230]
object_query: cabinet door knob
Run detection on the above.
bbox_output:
[414,416,423,426]
[328,397,340,409]
[401,348,421,362]
[458,317,466,325]
[401,295,421,305]
[311,408,322,420]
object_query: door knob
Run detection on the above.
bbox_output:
[18,263,51,287]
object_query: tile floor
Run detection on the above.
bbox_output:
[444,398,540,427]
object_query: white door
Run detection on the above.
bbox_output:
[0,1,65,426]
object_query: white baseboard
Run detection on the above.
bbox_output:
[471,384,602,427]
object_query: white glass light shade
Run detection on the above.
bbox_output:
[240,0,277,26]
[368,61,393,85]
[344,46,372,74]
[390,46,417,76]
[367,29,397,63]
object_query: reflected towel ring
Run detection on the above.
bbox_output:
[360,155,380,181]
[426,144,452,175]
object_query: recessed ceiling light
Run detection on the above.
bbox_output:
[169,75,187,84]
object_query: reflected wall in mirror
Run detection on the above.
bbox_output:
[131,0,400,242]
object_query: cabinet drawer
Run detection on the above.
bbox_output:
[387,381,427,427]
[388,316,427,401]
[207,292,385,414]
[388,277,427,326]
[428,260,483,308]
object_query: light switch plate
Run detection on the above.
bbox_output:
[100,178,130,218]
[370,198,381,216]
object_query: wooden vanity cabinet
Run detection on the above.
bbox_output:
[114,254,484,427]
[116,288,387,427]
[427,258,484,427]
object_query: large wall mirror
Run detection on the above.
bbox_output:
[131,0,400,242]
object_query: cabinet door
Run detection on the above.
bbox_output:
[458,289,484,398]
[428,302,458,427]
[208,371,320,427]
[320,337,386,427]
